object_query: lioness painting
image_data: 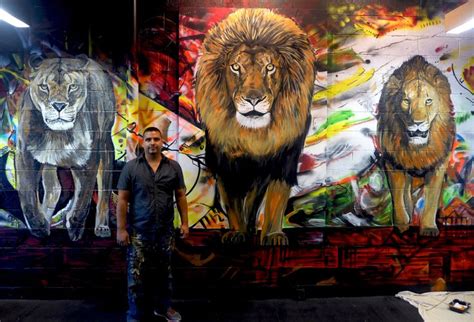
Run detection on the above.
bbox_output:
[15,57,116,241]
[377,55,456,236]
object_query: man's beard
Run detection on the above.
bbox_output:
[146,147,159,154]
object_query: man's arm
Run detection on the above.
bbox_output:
[175,188,189,238]
[116,189,131,246]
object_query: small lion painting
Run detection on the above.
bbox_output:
[196,9,316,245]
[377,55,456,236]
[15,57,116,241]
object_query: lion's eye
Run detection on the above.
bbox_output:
[266,63,275,73]
[425,98,433,105]
[69,84,78,92]
[38,84,48,92]
[230,63,240,74]
[402,98,410,105]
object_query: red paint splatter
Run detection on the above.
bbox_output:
[463,65,474,89]
[435,45,447,53]
[298,153,317,173]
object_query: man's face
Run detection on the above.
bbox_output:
[143,130,163,156]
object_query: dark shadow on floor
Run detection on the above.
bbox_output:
[0,296,423,322]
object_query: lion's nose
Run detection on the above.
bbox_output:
[244,96,266,107]
[52,102,68,112]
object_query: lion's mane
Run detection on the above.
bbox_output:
[377,55,455,173]
[196,8,315,159]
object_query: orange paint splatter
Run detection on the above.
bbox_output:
[462,65,474,91]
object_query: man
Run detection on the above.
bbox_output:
[116,127,189,322]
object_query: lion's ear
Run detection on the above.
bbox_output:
[386,74,401,93]
[28,54,44,71]
[424,64,439,80]
[75,54,90,69]
[426,65,448,87]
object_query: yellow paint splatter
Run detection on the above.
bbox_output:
[305,117,372,146]
[415,17,442,30]
[313,67,375,102]
[111,74,139,160]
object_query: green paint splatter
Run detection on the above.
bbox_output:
[0,209,26,229]
[442,183,470,206]
[455,111,472,125]
[315,110,354,135]
[316,49,364,73]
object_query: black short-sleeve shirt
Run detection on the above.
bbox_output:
[117,154,186,237]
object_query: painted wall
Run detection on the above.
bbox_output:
[0,0,473,293]
[178,2,473,234]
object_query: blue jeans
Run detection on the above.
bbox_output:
[126,230,174,322]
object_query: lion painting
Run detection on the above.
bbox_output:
[15,57,116,241]
[377,55,455,236]
[196,9,316,245]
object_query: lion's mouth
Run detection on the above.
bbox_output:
[44,116,76,131]
[236,110,271,129]
[407,129,428,138]
[240,110,267,118]
[47,117,74,124]
[407,129,429,145]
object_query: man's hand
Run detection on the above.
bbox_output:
[117,228,130,246]
[180,224,189,239]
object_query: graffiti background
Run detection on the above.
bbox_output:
[0,0,472,236]
[179,2,473,232]
[0,0,473,293]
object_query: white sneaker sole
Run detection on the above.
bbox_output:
[153,311,181,321]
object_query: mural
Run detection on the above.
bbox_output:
[15,57,116,241]
[0,1,472,240]
[179,3,473,235]
[0,0,473,291]
[196,9,316,245]
[377,55,456,236]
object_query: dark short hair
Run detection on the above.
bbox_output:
[143,126,162,137]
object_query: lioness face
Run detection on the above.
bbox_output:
[30,71,87,131]
[399,79,439,146]
[225,46,281,129]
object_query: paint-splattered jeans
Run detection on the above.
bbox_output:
[126,230,174,322]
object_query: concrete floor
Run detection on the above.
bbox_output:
[0,296,423,322]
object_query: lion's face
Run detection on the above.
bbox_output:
[225,46,282,129]
[30,69,87,131]
[398,79,440,146]
[196,8,315,157]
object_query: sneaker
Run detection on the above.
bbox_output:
[154,308,182,321]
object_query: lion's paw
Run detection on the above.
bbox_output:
[395,224,410,234]
[221,231,247,245]
[420,227,439,237]
[67,217,86,242]
[261,232,288,246]
[26,216,50,238]
[95,225,111,238]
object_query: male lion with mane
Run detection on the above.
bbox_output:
[196,9,316,245]
[15,57,115,241]
[377,55,455,236]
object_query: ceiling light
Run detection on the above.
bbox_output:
[447,17,474,34]
[445,0,474,34]
[0,8,29,28]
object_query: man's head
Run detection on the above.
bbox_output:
[142,127,163,156]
